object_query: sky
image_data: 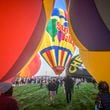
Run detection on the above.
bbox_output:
[35,0,79,77]
[54,0,66,10]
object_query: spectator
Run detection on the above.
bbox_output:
[0,82,19,110]
[55,78,59,94]
[40,78,43,88]
[47,79,57,105]
[95,81,110,110]
[63,75,74,103]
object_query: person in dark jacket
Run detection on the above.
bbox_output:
[95,81,110,110]
[47,79,57,105]
[63,75,74,103]
[0,82,19,110]
[55,78,59,94]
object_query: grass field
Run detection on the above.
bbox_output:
[13,83,98,110]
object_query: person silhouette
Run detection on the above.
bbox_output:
[95,81,110,110]
[63,75,74,103]
[0,82,19,110]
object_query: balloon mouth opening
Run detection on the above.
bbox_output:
[53,66,64,75]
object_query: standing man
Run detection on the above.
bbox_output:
[64,75,74,103]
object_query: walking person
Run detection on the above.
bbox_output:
[55,78,59,94]
[47,79,57,105]
[63,75,74,103]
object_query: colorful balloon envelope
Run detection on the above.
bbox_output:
[0,0,54,82]
[19,53,41,78]
[67,0,110,84]
[40,8,75,75]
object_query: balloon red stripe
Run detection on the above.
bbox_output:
[60,50,65,66]
[46,51,55,67]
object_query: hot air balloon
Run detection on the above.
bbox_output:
[40,8,75,75]
[66,55,91,78]
[19,53,41,78]
[67,0,110,84]
[0,0,54,82]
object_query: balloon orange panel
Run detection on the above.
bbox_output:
[80,50,110,84]
[19,53,41,78]
[67,0,110,84]
[0,0,54,81]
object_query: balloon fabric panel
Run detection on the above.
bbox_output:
[0,0,42,80]
[19,53,41,78]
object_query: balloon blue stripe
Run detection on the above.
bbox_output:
[40,46,72,56]
[54,46,59,65]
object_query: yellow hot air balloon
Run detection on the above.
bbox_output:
[39,8,75,75]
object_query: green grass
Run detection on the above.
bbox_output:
[13,83,98,110]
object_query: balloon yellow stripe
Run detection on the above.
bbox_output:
[50,50,56,66]
[58,50,62,66]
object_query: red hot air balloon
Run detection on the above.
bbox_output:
[0,0,54,82]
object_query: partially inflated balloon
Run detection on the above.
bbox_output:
[0,0,54,82]
[19,53,41,78]
[66,55,91,78]
[40,8,75,75]
[67,0,110,84]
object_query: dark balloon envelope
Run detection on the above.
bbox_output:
[67,0,110,84]
[66,55,91,78]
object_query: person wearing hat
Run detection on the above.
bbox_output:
[0,82,19,110]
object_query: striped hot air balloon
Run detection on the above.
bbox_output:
[40,8,75,75]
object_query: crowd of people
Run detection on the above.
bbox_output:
[0,75,110,110]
